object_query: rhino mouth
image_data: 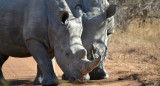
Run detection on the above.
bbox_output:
[70,77,89,83]
[63,73,90,83]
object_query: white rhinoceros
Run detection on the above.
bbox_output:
[60,0,116,80]
[0,0,101,85]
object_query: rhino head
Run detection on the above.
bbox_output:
[48,2,101,82]
[80,0,116,79]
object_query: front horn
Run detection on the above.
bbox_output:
[81,55,101,75]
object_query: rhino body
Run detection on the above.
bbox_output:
[61,0,116,80]
[0,0,101,85]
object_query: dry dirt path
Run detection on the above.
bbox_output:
[2,57,142,86]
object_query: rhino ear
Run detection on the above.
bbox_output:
[106,4,116,18]
[60,11,69,24]
[75,5,83,18]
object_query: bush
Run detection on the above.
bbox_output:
[108,0,160,30]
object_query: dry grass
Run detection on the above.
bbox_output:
[107,19,160,85]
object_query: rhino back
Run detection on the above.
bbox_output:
[0,0,48,57]
[0,0,28,43]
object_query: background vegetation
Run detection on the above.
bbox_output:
[108,0,160,29]
[106,0,160,85]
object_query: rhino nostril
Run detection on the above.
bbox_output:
[76,77,88,83]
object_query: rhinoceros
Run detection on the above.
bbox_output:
[0,0,101,85]
[59,0,116,80]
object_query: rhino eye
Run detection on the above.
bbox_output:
[107,33,112,36]
[66,52,70,56]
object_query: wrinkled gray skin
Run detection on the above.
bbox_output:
[0,0,101,85]
[60,0,116,80]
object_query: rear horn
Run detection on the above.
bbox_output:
[90,45,96,60]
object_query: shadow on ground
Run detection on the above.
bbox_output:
[8,79,35,86]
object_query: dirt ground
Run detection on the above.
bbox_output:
[2,55,159,86]
[2,22,160,86]
[0,57,145,86]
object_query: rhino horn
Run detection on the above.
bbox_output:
[81,55,101,75]
[90,45,96,60]
[90,50,94,60]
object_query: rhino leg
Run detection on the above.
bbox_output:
[26,40,59,85]
[0,53,9,85]
[33,58,57,85]
[89,67,109,80]
[89,57,109,80]
[62,73,68,80]
[33,65,43,85]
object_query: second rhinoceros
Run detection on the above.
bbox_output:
[61,0,116,80]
